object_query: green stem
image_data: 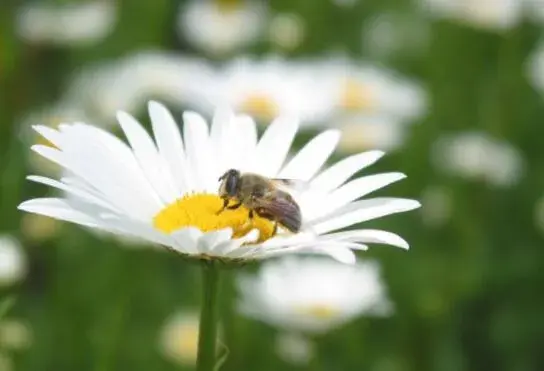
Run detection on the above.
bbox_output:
[196,261,221,371]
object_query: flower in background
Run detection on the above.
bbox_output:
[420,0,522,31]
[19,102,419,264]
[0,236,27,287]
[209,57,335,125]
[159,311,202,366]
[0,319,33,352]
[16,1,116,46]
[237,257,392,334]
[60,52,214,122]
[268,13,306,51]
[528,40,544,96]
[363,12,430,59]
[318,57,426,122]
[433,131,524,187]
[177,0,267,55]
[275,332,314,366]
[336,116,407,153]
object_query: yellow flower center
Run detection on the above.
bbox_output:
[153,194,275,243]
[340,79,374,111]
[295,305,339,319]
[239,94,279,121]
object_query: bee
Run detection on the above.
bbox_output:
[217,169,302,235]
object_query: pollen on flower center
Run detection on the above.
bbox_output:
[240,94,279,121]
[153,193,275,243]
[340,79,374,111]
[295,305,339,319]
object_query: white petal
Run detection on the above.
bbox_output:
[32,125,63,148]
[311,150,385,192]
[316,172,407,218]
[321,229,409,249]
[18,198,99,227]
[117,111,178,203]
[210,106,234,175]
[311,198,421,234]
[99,214,174,247]
[183,111,216,192]
[232,114,258,172]
[310,245,357,264]
[278,130,340,181]
[27,175,119,213]
[197,228,233,254]
[221,229,261,257]
[46,123,163,219]
[148,101,190,194]
[254,116,298,177]
[171,227,202,254]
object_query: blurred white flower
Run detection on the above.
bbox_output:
[237,257,392,334]
[275,332,314,366]
[16,1,116,46]
[363,13,430,59]
[420,0,523,31]
[433,131,524,187]
[0,236,27,287]
[60,52,214,121]
[318,57,426,122]
[209,57,336,124]
[420,186,452,227]
[336,117,407,153]
[159,311,201,366]
[528,40,544,95]
[177,0,267,55]
[0,319,33,351]
[268,13,305,51]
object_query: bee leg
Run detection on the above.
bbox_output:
[248,210,254,219]
[272,221,278,236]
[226,201,242,210]
[216,198,229,215]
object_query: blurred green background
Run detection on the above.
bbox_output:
[1,0,544,370]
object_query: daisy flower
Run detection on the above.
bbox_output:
[336,116,407,153]
[60,52,214,122]
[268,13,306,51]
[237,257,392,334]
[16,1,116,46]
[209,57,335,125]
[432,131,524,188]
[19,101,419,264]
[318,57,426,122]
[177,0,267,55]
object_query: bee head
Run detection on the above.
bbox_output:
[218,169,241,197]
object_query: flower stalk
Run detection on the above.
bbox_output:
[196,260,221,371]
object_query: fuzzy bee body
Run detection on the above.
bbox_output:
[217,169,302,234]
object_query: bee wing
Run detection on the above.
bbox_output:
[271,178,311,193]
[254,192,302,232]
